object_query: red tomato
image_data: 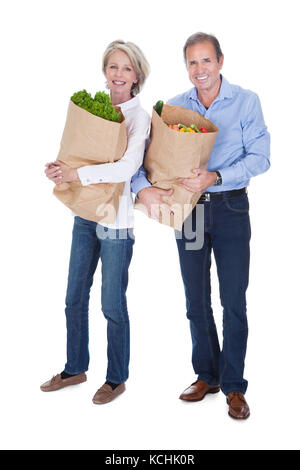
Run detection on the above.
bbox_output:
[200,127,208,133]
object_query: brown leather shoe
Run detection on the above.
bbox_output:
[40,373,87,392]
[227,392,250,419]
[92,383,125,404]
[179,380,220,401]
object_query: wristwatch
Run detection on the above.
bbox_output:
[214,171,222,186]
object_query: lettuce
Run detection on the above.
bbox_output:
[71,89,121,123]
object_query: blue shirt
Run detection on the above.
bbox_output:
[131,75,270,194]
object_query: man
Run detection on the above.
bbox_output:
[131,32,270,419]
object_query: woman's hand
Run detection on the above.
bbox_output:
[178,169,217,193]
[45,162,62,184]
[44,160,79,184]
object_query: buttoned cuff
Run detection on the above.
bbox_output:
[77,166,104,186]
[131,178,151,197]
[217,167,236,187]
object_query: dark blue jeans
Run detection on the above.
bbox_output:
[176,192,251,395]
[64,216,134,384]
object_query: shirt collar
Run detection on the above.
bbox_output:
[189,75,232,104]
[116,95,140,111]
[217,76,232,100]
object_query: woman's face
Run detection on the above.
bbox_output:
[105,50,138,98]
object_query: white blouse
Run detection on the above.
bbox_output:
[77,96,150,229]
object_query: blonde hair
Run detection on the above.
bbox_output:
[102,40,150,96]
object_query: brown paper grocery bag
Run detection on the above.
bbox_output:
[53,100,127,223]
[135,104,218,230]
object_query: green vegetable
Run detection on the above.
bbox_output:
[178,123,189,131]
[191,124,201,133]
[71,89,121,122]
[154,100,164,116]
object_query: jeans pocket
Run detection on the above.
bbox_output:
[225,193,249,213]
[75,215,96,226]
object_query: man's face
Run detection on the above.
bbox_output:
[186,41,224,94]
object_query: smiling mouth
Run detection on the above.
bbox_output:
[195,75,209,81]
[113,80,126,85]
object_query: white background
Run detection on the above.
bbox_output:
[1,0,300,451]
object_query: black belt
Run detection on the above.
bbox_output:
[198,188,247,202]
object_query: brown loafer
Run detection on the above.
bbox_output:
[227,392,250,420]
[179,380,220,401]
[92,383,125,404]
[40,373,87,392]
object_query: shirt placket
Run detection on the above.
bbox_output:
[190,98,221,119]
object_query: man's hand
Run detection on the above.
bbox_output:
[178,169,217,193]
[45,160,79,184]
[137,186,174,221]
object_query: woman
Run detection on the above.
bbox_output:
[41,40,150,404]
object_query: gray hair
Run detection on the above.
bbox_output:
[183,32,223,64]
[102,40,150,96]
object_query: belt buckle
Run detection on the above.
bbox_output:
[200,193,210,202]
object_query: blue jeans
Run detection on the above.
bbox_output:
[176,192,251,395]
[64,216,134,384]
